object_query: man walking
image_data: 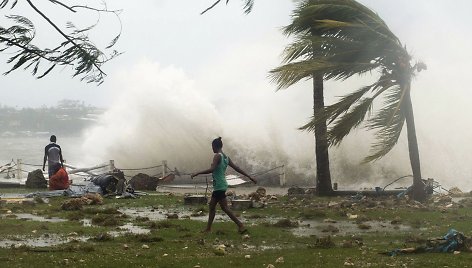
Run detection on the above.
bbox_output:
[42,135,64,177]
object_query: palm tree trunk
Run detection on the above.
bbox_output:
[403,84,426,201]
[313,73,333,195]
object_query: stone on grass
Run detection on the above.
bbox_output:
[25,169,47,189]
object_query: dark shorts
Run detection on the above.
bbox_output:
[212,190,226,201]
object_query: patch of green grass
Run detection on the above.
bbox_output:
[1,188,472,267]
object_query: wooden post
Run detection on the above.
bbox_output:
[16,158,22,181]
[109,160,115,172]
[279,164,286,187]
[162,160,167,178]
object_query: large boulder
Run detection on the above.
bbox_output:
[25,169,47,189]
[129,173,159,191]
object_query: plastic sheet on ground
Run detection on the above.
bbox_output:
[25,183,104,198]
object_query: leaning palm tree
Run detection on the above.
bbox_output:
[272,0,427,200]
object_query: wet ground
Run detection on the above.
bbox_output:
[0,206,422,248]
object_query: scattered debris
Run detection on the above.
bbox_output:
[60,193,103,211]
[448,187,463,196]
[383,229,472,256]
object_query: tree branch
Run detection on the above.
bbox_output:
[25,0,106,76]
[0,35,58,63]
[201,0,222,15]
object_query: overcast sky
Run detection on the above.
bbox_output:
[1,0,472,190]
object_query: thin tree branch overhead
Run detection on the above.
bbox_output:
[0,0,122,84]
[201,0,254,15]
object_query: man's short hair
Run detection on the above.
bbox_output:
[50,135,57,142]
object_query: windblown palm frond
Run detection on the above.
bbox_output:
[301,69,409,161]
[272,0,408,86]
[271,0,421,162]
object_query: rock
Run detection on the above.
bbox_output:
[328,201,340,208]
[242,234,251,241]
[129,173,159,191]
[287,187,305,195]
[256,187,266,196]
[123,244,129,250]
[25,169,47,189]
[245,255,251,259]
[266,264,275,268]
[142,244,150,249]
[166,213,179,219]
[213,244,226,256]
[248,192,262,201]
[347,213,358,219]
[275,257,284,263]
[162,253,169,257]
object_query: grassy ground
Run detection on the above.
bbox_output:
[0,188,471,267]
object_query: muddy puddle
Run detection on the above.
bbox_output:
[118,207,208,222]
[108,223,151,237]
[1,213,67,223]
[0,234,88,248]
[292,219,419,237]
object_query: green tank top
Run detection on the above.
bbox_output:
[212,153,229,191]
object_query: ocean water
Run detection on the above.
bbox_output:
[1,136,84,166]
[0,136,90,182]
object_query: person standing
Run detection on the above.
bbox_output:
[42,135,64,177]
[191,137,256,234]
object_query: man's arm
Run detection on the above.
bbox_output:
[42,147,47,171]
[228,158,257,184]
[59,147,64,167]
[191,154,221,179]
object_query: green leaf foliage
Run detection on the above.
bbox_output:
[0,1,122,84]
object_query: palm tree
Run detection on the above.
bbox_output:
[272,0,426,200]
[270,0,343,195]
